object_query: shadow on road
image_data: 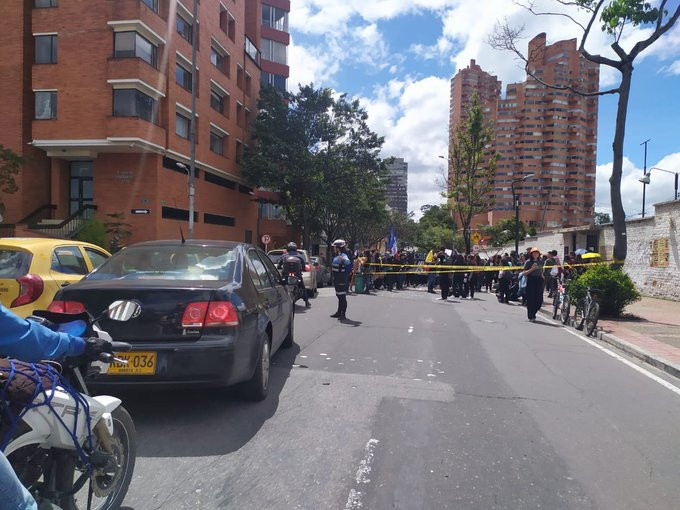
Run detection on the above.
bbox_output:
[338,317,362,327]
[112,343,300,458]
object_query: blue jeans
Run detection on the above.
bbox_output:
[0,452,38,509]
[427,273,436,291]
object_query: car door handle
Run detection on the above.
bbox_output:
[61,282,70,287]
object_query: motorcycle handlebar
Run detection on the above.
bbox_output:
[110,341,132,352]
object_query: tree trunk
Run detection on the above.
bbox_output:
[610,64,632,268]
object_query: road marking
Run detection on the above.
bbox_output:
[407,325,414,334]
[542,316,680,397]
[344,438,380,510]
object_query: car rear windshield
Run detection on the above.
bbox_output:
[0,249,32,278]
[86,245,240,282]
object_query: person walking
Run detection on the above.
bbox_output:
[522,247,545,322]
[436,248,451,300]
[330,239,352,319]
[497,255,513,303]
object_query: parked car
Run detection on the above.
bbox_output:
[48,240,294,400]
[311,256,331,287]
[0,238,110,317]
[267,248,317,297]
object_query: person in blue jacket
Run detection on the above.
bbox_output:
[1,303,86,510]
[330,239,352,320]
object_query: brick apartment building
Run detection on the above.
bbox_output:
[0,0,291,246]
[385,157,408,215]
[449,33,599,232]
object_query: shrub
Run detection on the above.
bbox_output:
[567,264,640,317]
[75,218,107,249]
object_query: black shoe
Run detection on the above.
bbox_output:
[338,314,346,320]
[305,301,311,307]
[330,312,341,318]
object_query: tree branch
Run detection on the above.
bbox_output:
[630,4,680,59]
[513,0,587,30]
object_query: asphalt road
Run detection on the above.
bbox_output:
[120,288,680,509]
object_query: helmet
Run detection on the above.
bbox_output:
[332,239,346,248]
[286,242,297,251]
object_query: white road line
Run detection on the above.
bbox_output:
[542,316,680,397]
[407,325,414,334]
[344,438,380,510]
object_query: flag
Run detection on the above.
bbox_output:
[387,225,398,255]
[425,250,434,263]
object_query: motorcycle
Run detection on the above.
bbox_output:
[3,300,139,510]
[278,257,305,305]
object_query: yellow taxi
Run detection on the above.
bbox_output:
[0,238,111,318]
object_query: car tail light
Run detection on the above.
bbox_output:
[11,274,44,308]
[48,300,86,314]
[181,301,239,328]
[305,264,311,272]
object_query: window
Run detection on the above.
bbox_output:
[114,32,157,68]
[113,89,158,123]
[35,35,57,64]
[161,206,198,222]
[247,250,271,289]
[262,4,288,32]
[210,46,228,75]
[236,65,244,90]
[245,73,252,96]
[35,0,58,7]
[235,140,243,163]
[35,91,57,119]
[261,71,287,92]
[176,14,193,44]
[258,251,281,284]
[204,172,235,189]
[141,0,158,13]
[236,103,243,127]
[176,63,192,91]
[85,248,109,269]
[51,246,88,275]
[204,213,235,226]
[261,38,287,65]
[210,129,225,155]
[176,112,190,139]
[210,89,224,114]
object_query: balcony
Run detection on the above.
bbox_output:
[106,116,166,148]
[107,58,166,93]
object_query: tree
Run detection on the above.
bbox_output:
[0,145,24,216]
[415,203,457,250]
[491,1,680,266]
[445,94,498,254]
[104,212,133,252]
[481,218,529,247]
[594,211,612,224]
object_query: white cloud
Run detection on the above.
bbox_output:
[596,152,680,218]
[658,59,680,76]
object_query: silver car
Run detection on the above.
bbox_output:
[268,249,318,297]
[311,256,331,287]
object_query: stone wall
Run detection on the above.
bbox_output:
[600,200,680,301]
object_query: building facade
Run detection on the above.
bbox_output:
[449,59,501,139]
[449,34,599,232]
[0,0,290,245]
[386,158,408,215]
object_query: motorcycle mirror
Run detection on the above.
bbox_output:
[107,300,141,321]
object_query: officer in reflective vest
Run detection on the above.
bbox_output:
[330,239,351,319]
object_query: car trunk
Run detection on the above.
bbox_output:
[0,248,32,308]
[59,280,225,342]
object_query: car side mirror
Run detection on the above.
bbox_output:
[313,262,320,267]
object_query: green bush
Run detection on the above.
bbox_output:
[567,264,641,317]
[75,218,107,249]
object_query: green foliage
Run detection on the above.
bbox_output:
[594,212,612,225]
[481,218,528,247]
[0,145,24,215]
[415,204,456,250]
[104,212,133,252]
[567,264,641,316]
[75,218,108,248]
[528,226,537,236]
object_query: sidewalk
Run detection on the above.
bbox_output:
[542,295,680,379]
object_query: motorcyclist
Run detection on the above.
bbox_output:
[0,303,88,510]
[281,242,310,307]
[330,239,351,319]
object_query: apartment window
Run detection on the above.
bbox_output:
[261,38,287,65]
[113,89,158,123]
[236,103,243,127]
[35,0,58,7]
[245,73,252,96]
[210,46,228,75]
[261,71,286,92]
[35,91,57,119]
[141,0,158,12]
[177,14,193,44]
[35,35,57,64]
[262,4,288,32]
[114,32,157,68]
[204,213,235,227]
[210,89,224,114]
[236,66,244,90]
[176,63,192,91]
[235,140,243,163]
[225,13,236,42]
[176,112,190,139]
[210,129,225,155]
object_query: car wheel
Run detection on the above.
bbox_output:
[241,334,270,401]
[282,309,294,348]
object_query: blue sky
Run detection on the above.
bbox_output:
[289,0,680,218]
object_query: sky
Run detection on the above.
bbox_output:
[287,0,680,220]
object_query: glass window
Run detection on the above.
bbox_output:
[247,250,272,289]
[210,89,223,114]
[0,250,32,278]
[262,4,288,32]
[261,38,286,65]
[210,47,226,73]
[141,0,158,12]
[176,63,192,90]
[35,35,57,64]
[85,248,109,269]
[114,32,157,68]
[176,112,190,139]
[258,251,282,286]
[210,130,224,155]
[35,91,57,119]
[51,246,88,275]
[176,15,193,43]
[113,89,158,123]
[35,0,58,7]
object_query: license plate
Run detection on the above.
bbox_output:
[107,352,157,376]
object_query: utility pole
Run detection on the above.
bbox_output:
[188,0,198,239]
[640,139,650,219]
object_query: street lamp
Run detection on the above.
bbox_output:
[639,167,679,201]
[511,174,535,255]
[176,162,195,239]
[640,139,651,218]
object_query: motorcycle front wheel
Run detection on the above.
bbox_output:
[57,406,137,510]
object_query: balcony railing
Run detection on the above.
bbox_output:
[28,204,98,239]
[245,36,261,66]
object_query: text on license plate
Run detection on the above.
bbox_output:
[108,352,156,376]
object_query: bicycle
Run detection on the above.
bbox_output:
[573,287,601,336]
[552,278,567,320]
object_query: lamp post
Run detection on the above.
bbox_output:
[439,155,457,250]
[639,167,679,201]
[640,139,651,218]
[511,174,534,255]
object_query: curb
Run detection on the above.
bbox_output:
[538,307,680,379]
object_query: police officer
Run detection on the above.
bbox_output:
[283,242,310,307]
[330,239,351,319]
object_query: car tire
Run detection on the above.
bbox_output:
[282,309,294,349]
[241,334,270,401]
